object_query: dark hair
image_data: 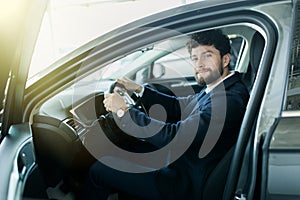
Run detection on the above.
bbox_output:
[186,29,231,57]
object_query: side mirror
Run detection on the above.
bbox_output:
[151,63,165,78]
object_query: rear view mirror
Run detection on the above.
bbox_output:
[151,63,165,78]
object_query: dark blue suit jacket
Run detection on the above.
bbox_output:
[118,73,249,199]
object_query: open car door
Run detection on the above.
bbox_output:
[0,0,48,199]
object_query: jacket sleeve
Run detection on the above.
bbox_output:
[115,82,248,150]
[139,86,193,123]
[114,98,211,149]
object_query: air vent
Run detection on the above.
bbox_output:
[64,118,85,134]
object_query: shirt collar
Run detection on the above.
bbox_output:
[205,71,235,94]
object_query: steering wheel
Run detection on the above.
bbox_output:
[108,81,146,112]
[99,82,157,153]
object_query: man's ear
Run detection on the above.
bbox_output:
[222,53,231,68]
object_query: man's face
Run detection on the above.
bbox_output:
[190,45,225,86]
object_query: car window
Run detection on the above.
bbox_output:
[132,47,193,83]
[286,77,300,111]
[286,33,300,110]
[40,33,248,119]
[153,47,193,79]
[28,0,204,84]
[100,51,145,80]
[133,35,245,83]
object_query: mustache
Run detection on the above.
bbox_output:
[195,68,211,73]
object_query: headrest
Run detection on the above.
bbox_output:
[250,32,265,72]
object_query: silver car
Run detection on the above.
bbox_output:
[0,0,299,199]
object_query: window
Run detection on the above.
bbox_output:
[286,10,300,111]
[132,47,193,83]
[153,47,193,79]
[28,0,204,85]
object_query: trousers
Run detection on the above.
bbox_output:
[78,161,164,200]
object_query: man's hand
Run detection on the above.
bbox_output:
[117,77,143,93]
[103,91,128,113]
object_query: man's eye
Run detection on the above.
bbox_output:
[191,58,198,62]
[205,53,212,58]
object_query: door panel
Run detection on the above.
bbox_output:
[266,116,300,200]
[0,123,34,200]
[0,1,47,199]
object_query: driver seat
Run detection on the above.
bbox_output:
[201,146,235,199]
[201,31,265,200]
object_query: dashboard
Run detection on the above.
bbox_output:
[69,92,107,127]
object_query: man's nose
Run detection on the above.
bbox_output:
[193,59,203,69]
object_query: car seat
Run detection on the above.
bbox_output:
[201,31,265,200]
[242,31,265,92]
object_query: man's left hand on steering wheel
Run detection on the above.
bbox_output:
[99,80,156,153]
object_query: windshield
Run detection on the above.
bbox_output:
[100,51,144,80]
[27,0,204,87]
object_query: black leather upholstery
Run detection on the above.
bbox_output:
[202,146,235,200]
[242,31,265,91]
[201,31,265,200]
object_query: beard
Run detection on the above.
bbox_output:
[196,64,224,86]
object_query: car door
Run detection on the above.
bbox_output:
[258,2,300,199]
[0,1,48,200]
[224,1,300,200]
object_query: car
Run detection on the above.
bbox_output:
[1,0,300,199]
